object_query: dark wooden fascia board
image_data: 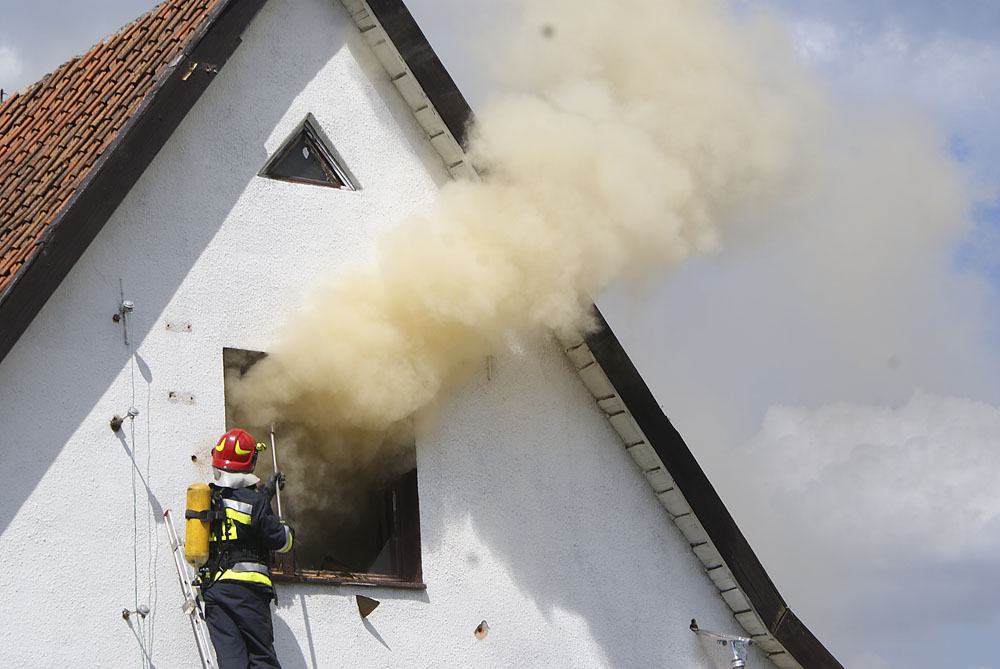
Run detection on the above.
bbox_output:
[365,0,473,148]
[583,306,843,669]
[0,0,270,365]
[773,609,844,668]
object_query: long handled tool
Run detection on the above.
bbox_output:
[164,509,218,669]
[269,424,283,519]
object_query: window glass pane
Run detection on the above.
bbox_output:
[265,135,338,185]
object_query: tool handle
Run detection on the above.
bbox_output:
[269,424,283,519]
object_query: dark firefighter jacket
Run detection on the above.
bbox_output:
[208,483,293,590]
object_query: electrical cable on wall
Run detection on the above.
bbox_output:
[143,348,159,662]
[118,282,158,668]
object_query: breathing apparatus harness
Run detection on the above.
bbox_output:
[185,430,278,595]
[190,486,270,590]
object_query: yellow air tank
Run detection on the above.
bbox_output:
[184,483,212,568]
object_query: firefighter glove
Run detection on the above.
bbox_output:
[260,471,286,500]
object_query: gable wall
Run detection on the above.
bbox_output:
[0,0,765,666]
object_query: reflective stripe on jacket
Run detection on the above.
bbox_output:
[208,483,294,589]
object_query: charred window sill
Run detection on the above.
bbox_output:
[273,569,426,590]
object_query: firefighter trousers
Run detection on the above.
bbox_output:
[203,580,281,669]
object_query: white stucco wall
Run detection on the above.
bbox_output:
[0,1,767,667]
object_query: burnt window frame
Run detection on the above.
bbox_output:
[258,114,358,191]
[222,347,424,590]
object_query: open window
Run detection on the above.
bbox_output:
[259,114,357,190]
[222,348,422,588]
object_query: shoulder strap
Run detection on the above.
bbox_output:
[209,487,226,523]
[200,487,232,586]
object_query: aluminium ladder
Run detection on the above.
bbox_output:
[164,509,218,669]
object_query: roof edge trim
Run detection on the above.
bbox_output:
[0,0,271,364]
[363,0,473,148]
[581,306,843,668]
[32,0,236,254]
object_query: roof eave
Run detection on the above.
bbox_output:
[567,309,844,668]
[340,0,476,180]
[0,0,271,365]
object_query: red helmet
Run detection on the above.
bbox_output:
[212,428,260,472]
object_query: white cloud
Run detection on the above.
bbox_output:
[756,0,1000,43]
[790,20,846,64]
[720,391,1000,665]
[0,45,24,88]
[773,10,1000,189]
[607,94,1000,423]
[599,12,1000,662]
[737,391,1000,561]
[858,33,1000,188]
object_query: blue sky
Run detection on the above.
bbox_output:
[2,1,999,667]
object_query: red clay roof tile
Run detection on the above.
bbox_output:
[0,0,225,295]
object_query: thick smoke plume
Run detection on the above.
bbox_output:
[230,0,824,465]
[229,0,995,651]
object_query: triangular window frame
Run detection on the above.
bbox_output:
[259,114,357,190]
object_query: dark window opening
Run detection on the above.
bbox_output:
[259,115,357,190]
[222,347,422,588]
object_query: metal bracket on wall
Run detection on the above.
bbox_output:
[112,299,135,346]
[690,619,753,668]
[111,279,135,347]
[110,406,140,433]
[181,61,219,81]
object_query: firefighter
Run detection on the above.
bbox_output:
[202,428,294,669]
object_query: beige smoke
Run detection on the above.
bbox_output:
[229,0,826,460]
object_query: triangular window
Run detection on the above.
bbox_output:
[259,115,356,190]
